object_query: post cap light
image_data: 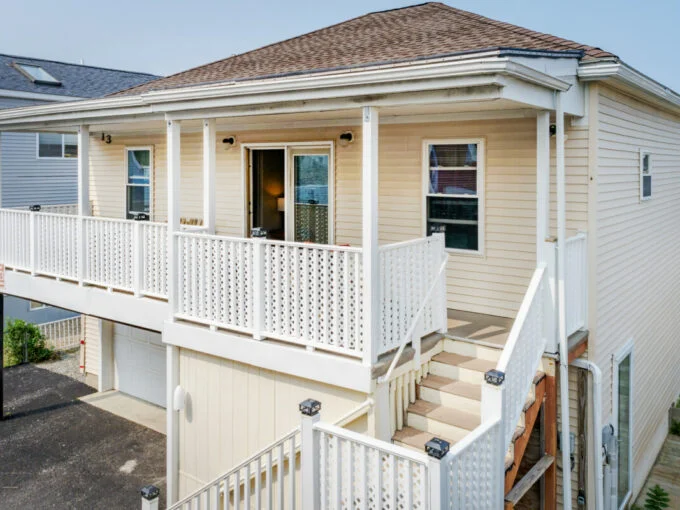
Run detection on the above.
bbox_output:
[425,437,450,459]
[29,205,41,212]
[140,485,160,501]
[299,398,321,416]
[484,369,505,386]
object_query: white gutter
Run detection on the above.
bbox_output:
[571,358,604,510]
[578,59,680,112]
[555,91,572,510]
[0,55,571,127]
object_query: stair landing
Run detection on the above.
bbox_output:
[446,309,513,348]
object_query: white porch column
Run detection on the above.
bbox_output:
[362,106,379,367]
[202,119,216,234]
[555,92,572,510]
[165,118,181,505]
[536,112,550,263]
[77,125,90,216]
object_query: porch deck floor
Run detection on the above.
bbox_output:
[446,309,514,348]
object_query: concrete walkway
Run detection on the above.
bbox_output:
[634,433,680,508]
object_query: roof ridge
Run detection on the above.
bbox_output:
[0,53,159,77]
[429,2,609,55]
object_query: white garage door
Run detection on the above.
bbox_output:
[113,325,166,407]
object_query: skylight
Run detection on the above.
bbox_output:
[13,63,61,85]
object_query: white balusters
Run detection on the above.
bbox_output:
[34,212,79,279]
[38,316,82,351]
[0,209,31,270]
[83,217,135,291]
[141,222,168,298]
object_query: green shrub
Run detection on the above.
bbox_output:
[3,319,54,366]
[671,420,680,436]
[644,484,670,510]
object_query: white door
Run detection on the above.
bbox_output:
[113,325,166,407]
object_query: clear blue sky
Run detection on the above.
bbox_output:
[2,0,680,90]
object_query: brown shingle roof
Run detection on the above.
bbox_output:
[114,2,616,96]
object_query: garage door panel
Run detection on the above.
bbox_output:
[114,326,166,408]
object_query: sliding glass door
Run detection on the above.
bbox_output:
[614,343,633,510]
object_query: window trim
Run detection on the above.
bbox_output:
[612,339,634,510]
[36,132,78,160]
[124,146,154,220]
[639,150,652,201]
[421,138,485,255]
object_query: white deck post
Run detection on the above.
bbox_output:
[165,117,181,506]
[132,221,144,297]
[77,125,89,285]
[537,111,557,353]
[555,92,572,510]
[362,106,380,366]
[167,118,181,316]
[202,119,216,234]
[300,399,321,510]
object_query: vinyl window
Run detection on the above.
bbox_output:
[126,148,153,220]
[37,133,78,159]
[424,140,484,253]
[640,151,651,200]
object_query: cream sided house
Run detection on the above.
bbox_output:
[0,3,678,509]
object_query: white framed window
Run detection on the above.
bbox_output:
[29,300,47,311]
[423,139,484,253]
[613,339,634,510]
[640,151,652,201]
[36,133,78,159]
[125,147,153,220]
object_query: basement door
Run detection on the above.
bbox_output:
[113,325,166,408]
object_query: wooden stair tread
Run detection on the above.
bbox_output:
[505,455,555,505]
[393,426,457,451]
[407,400,480,430]
[431,352,497,373]
[419,375,482,400]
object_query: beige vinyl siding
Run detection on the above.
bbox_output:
[83,315,101,376]
[595,85,680,494]
[178,348,367,498]
[88,117,586,319]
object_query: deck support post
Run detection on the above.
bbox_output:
[202,119,216,234]
[165,117,181,506]
[544,370,558,510]
[77,125,89,284]
[362,106,379,367]
[555,92,572,510]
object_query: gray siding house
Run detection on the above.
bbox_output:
[0,54,158,325]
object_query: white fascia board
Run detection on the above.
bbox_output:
[0,56,572,129]
[578,60,680,113]
[0,88,86,102]
[163,320,373,393]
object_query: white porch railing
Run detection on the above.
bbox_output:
[169,427,300,510]
[564,232,587,336]
[0,208,447,361]
[38,316,82,351]
[492,265,548,450]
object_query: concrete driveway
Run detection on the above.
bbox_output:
[0,363,166,509]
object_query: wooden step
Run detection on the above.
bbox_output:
[418,375,481,413]
[442,338,503,362]
[406,399,480,441]
[429,352,497,384]
[393,426,456,453]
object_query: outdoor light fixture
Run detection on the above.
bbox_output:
[484,369,505,386]
[425,437,450,459]
[173,385,186,411]
[339,131,354,146]
[222,136,236,149]
[29,205,41,212]
[299,398,321,416]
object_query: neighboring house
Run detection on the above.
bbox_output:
[0,3,679,509]
[0,54,158,327]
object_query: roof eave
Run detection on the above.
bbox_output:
[578,59,680,112]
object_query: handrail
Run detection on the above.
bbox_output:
[378,253,449,384]
[333,398,373,428]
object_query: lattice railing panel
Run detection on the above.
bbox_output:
[35,212,79,280]
[262,241,364,357]
[141,222,168,298]
[176,233,254,332]
[0,209,31,270]
[84,217,135,291]
[379,235,446,355]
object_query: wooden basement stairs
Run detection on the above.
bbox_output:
[392,336,556,509]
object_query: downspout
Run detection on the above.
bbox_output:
[555,91,573,510]
[571,358,604,510]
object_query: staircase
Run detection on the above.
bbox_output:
[392,337,546,486]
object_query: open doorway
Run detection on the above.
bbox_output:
[250,149,286,241]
